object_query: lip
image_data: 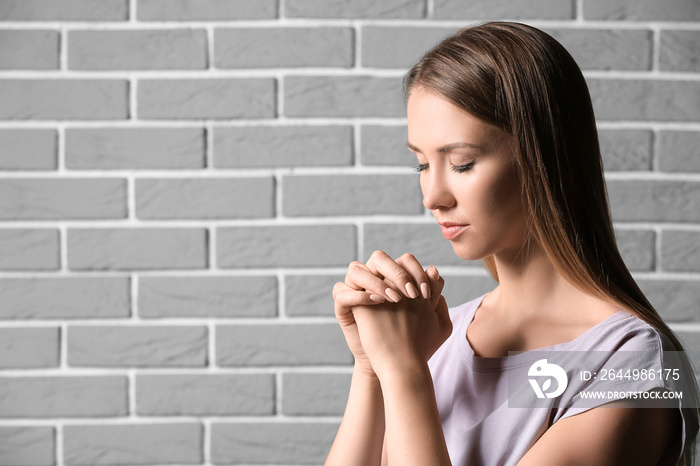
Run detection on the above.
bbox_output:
[438,222,469,240]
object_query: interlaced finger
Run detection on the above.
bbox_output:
[366,250,423,300]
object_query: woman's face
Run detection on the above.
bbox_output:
[407,87,528,262]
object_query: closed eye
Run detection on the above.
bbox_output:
[452,161,474,173]
[414,161,475,173]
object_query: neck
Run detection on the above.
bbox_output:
[487,238,589,321]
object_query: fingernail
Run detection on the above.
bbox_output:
[370,294,385,303]
[386,288,402,303]
[405,282,419,299]
[420,282,430,299]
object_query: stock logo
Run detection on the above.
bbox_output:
[528,359,568,399]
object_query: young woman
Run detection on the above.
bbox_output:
[325,22,698,465]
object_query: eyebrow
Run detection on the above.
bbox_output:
[407,142,483,153]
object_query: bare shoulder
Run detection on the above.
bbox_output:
[518,399,682,465]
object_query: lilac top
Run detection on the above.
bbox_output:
[428,294,697,466]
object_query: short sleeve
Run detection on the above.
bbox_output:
[555,329,698,463]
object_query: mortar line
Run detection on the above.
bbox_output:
[655,226,663,272]
[203,419,212,464]
[131,274,139,319]
[128,369,136,417]
[278,272,287,320]
[208,320,216,371]
[55,423,64,466]
[59,224,68,273]
[4,68,699,79]
[4,119,700,129]
[206,25,215,70]
[59,25,68,70]
[652,24,662,73]
[354,20,362,69]
[2,19,700,29]
[56,124,66,172]
[576,0,584,21]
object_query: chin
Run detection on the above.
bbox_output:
[450,243,488,262]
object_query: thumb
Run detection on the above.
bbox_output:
[427,266,444,310]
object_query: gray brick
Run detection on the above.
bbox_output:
[0,229,59,270]
[0,327,59,368]
[0,427,54,466]
[136,177,274,219]
[64,424,202,465]
[212,422,338,463]
[286,0,424,18]
[441,275,497,309]
[0,178,126,220]
[217,225,355,268]
[283,174,423,216]
[673,333,700,367]
[138,78,275,119]
[68,325,207,367]
[364,222,466,266]
[362,26,651,71]
[545,28,652,71]
[282,373,351,415]
[588,79,700,122]
[284,76,404,118]
[216,27,353,68]
[0,277,130,319]
[285,274,344,317]
[68,228,207,270]
[0,129,56,170]
[0,376,127,417]
[136,374,275,415]
[598,129,653,171]
[659,131,700,172]
[584,0,700,21]
[660,30,700,72]
[662,230,700,273]
[0,80,128,120]
[66,127,205,169]
[0,30,58,70]
[638,279,700,322]
[0,0,127,21]
[138,0,277,20]
[608,180,700,222]
[434,0,574,19]
[616,229,655,272]
[214,125,353,168]
[361,125,411,166]
[139,276,278,318]
[217,323,352,366]
[361,26,457,69]
[69,29,206,70]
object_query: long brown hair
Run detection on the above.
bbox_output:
[405,21,697,463]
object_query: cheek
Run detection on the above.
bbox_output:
[488,167,526,223]
[463,160,522,222]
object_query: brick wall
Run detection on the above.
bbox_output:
[1,0,699,464]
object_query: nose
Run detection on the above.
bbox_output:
[421,169,455,211]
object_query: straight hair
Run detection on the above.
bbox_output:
[405,21,698,464]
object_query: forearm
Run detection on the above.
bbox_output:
[325,366,386,466]
[381,363,451,465]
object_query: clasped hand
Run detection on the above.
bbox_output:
[333,251,452,380]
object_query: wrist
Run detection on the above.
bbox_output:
[377,359,432,390]
[353,362,380,384]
